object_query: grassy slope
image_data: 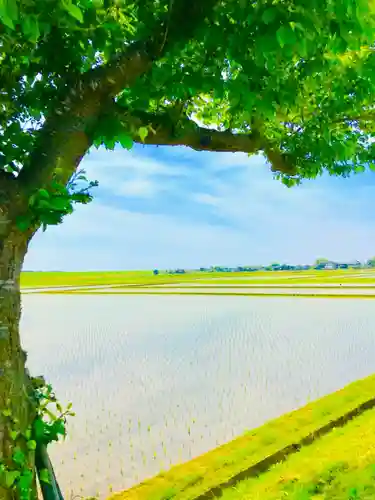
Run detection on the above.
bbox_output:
[108,374,375,500]
[222,406,375,500]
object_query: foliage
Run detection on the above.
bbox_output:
[16,168,98,232]
[31,376,75,446]
[315,258,330,265]
[0,377,74,500]
[0,0,375,235]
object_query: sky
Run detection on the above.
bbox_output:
[24,144,375,271]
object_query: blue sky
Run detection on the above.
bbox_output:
[24,144,375,271]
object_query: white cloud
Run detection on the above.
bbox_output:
[80,147,192,200]
[23,147,375,271]
[24,184,375,271]
[84,147,190,180]
[24,201,261,270]
[191,193,221,206]
[114,178,159,197]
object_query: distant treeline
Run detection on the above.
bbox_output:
[154,259,375,275]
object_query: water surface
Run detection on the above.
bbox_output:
[21,294,375,498]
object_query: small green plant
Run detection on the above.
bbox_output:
[0,375,75,500]
[31,375,75,447]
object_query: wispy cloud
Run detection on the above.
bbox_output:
[114,178,160,198]
[191,193,221,206]
[24,145,375,271]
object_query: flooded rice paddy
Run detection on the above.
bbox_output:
[21,292,375,498]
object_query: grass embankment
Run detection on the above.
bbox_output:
[21,270,375,288]
[220,406,375,500]
[108,374,375,500]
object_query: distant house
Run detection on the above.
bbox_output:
[324,262,337,270]
[315,261,337,270]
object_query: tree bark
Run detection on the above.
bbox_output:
[0,226,36,499]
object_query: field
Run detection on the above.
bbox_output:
[108,373,375,500]
[21,269,375,499]
[21,268,375,289]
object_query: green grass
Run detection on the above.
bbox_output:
[20,270,375,289]
[220,406,375,500]
[20,271,201,288]
[107,373,375,500]
[177,277,375,285]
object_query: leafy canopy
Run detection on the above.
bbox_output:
[1,0,375,232]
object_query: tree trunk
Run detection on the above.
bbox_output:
[0,231,36,499]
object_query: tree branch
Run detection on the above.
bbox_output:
[117,106,298,175]
[81,0,219,98]
[16,0,221,198]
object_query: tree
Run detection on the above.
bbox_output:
[314,257,330,265]
[1,0,375,497]
[367,257,375,267]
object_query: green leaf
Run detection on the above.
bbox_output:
[103,137,116,150]
[118,132,133,150]
[18,470,33,498]
[61,0,84,23]
[33,418,46,442]
[262,8,277,25]
[38,188,50,199]
[12,448,26,466]
[2,408,12,417]
[48,197,71,211]
[50,419,66,440]
[22,15,40,43]
[10,430,19,441]
[5,470,20,488]
[276,25,297,48]
[93,136,103,149]
[0,0,18,28]
[5,0,17,20]
[39,468,51,484]
[23,428,32,440]
[27,439,37,450]
[0,4,14,29]
[138,127,149,143]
